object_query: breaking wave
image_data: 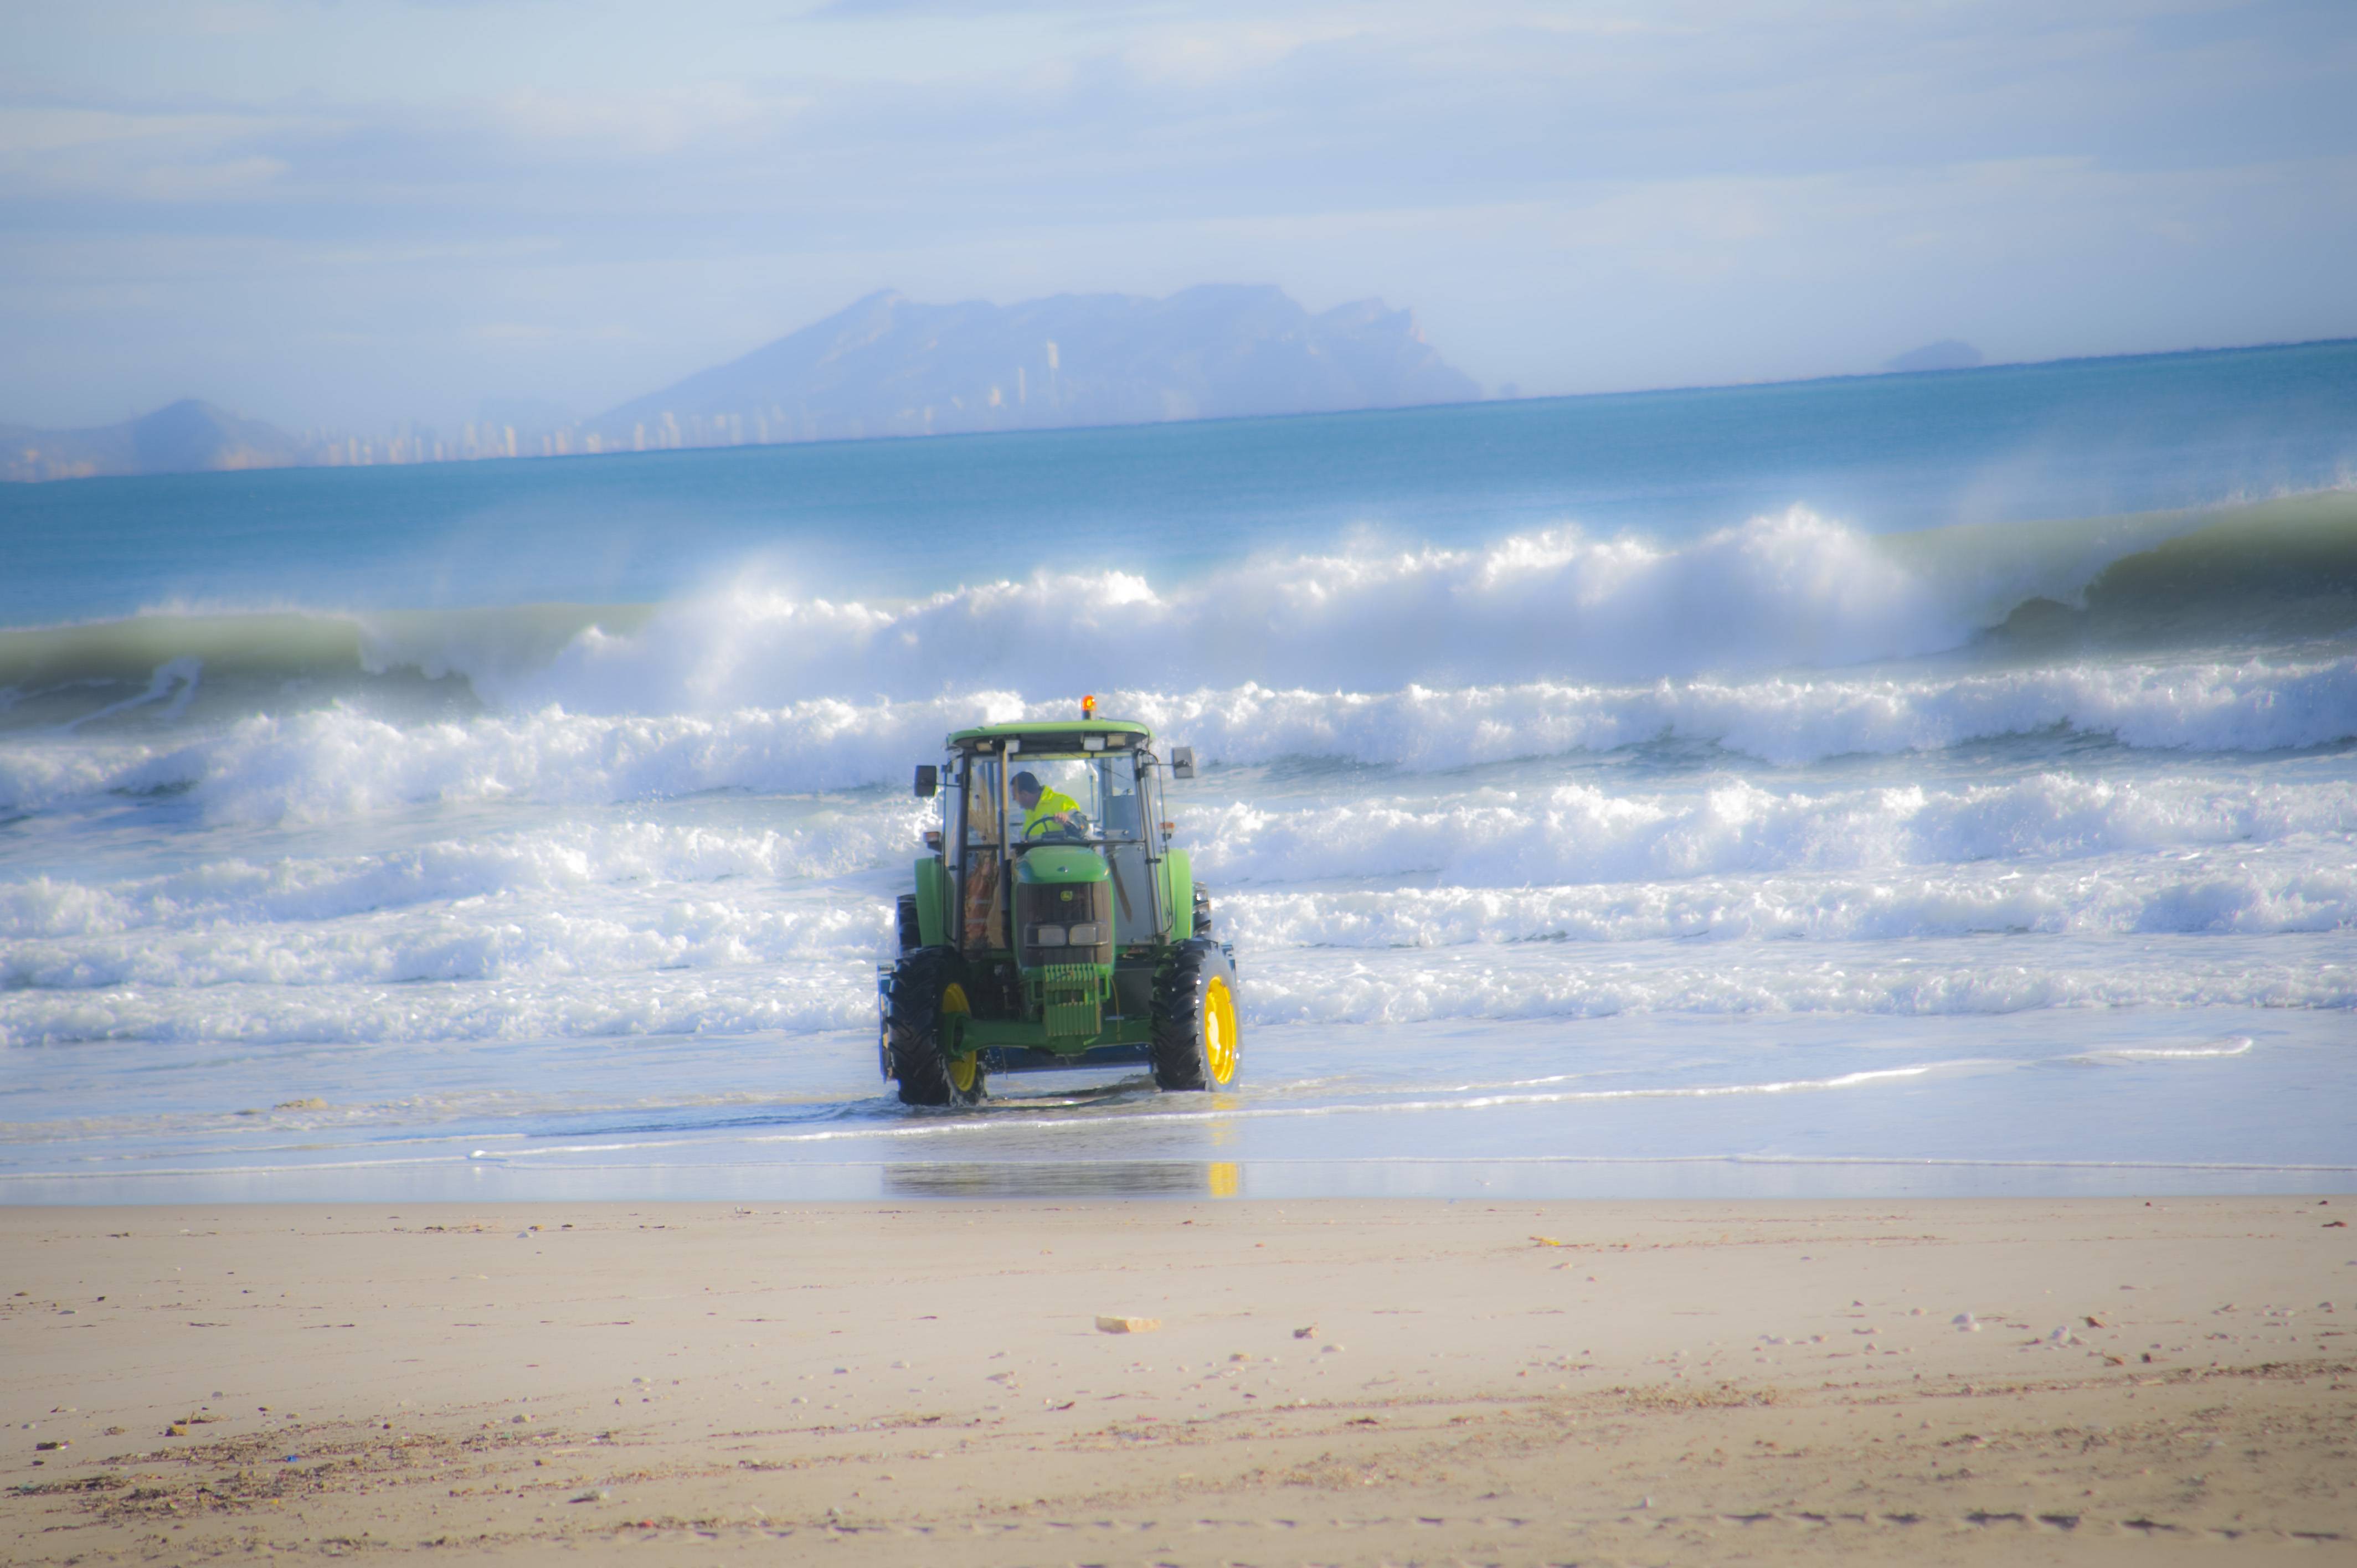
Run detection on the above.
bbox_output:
[0,510,1953,719]
[4,493,2352,742]
[493,508,1965,709]
[3,654,2350,824]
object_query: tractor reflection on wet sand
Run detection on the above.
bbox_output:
[879,709,1241,1105]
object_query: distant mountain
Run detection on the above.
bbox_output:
[590,285,1483,449]
[1,399,305,483]
[2,286,1480,482]
[1883,340,1985,374]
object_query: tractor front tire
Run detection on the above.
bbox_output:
[1151,941,1241,1091]
[887,947,984,1106]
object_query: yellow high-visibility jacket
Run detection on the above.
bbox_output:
[1022,787,1082,839]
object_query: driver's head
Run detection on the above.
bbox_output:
[1011,770,1041,807]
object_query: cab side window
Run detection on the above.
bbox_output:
[1100,756,1142,838]
[960,759,1005,951]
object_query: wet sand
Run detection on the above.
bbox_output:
[4,1198,2352,1564]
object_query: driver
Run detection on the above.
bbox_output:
[1012,771,1088,841]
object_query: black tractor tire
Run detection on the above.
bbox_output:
[886,946,984,1107]
[1191,883,1214,938]
[896,894,923,955]
[1151,940,1242,1092]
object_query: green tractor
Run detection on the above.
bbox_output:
[879,709,1241,1105]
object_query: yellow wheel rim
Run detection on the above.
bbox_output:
[1202,973,1239,1086]
[940,983,978,1094]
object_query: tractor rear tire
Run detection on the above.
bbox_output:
[1151,941,1241,1092]
[887,946,984,1107]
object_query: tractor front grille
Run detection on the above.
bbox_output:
[1035,962,1106,1039]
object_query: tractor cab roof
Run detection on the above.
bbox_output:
[946,719,1154,756]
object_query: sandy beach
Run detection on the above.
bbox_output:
[4,1198,2351,1564]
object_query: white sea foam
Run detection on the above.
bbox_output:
[0,818,912,1000]
[1130,657,2357,769]
[11,850,2341,1002]
[0,817,919,942]
[6,930,2348,1048]
[2,656,2349,826]
[1238,942,2355,1025]
[0,696,1018,822]
[0,967,875,1048]
[1,893,883,993]
[1219,856,2357,947]
[7,850,2344,1004]
[2072,1035,2258,1064]
[1191,773,2357,886]
[5,771,2345,989]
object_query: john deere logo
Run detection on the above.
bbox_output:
[1060,890,1073,901]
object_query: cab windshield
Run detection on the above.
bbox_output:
[954,746,1159,951]
[1006,754,1146,845]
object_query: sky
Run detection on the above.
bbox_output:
[4,0,2354,432]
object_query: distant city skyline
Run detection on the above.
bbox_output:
[11,311,2350,485]
[5,0,2353,433]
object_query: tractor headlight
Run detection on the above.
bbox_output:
[1065,922,1105,945]
[1029,924,1067,947]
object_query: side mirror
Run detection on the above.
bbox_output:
[1169,746,1196,780]
[913,764,938,798]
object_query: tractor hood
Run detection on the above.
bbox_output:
[1016,845,1109,885]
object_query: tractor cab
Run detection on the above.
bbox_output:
[880,710,1237,1105]
[939,721,1167,955]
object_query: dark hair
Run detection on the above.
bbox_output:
[1011,771,1041,793]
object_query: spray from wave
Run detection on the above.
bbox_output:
[481,508,1956,710]
[6,496,2351,729]
[450,491,2356,712]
